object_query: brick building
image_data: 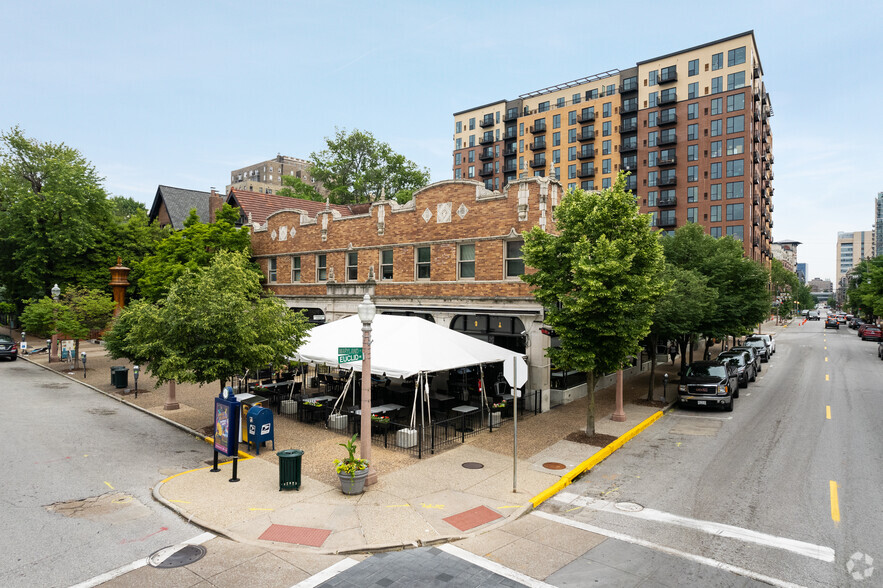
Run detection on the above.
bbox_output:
[227,154,325,196]
[250,176,577,408]
[452,31,774,265]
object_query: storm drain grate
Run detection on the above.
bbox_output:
[148,544,206,568]
[462,462,484,469]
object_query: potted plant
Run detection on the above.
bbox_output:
[334,434,369,495]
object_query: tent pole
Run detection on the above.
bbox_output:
[513,360,518,493]
[419,373,425,445]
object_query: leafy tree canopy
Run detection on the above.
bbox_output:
[20,286,116,340]
[309,128,430,205]
[277,175,322,202]
[846,257,883,318]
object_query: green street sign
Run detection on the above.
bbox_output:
[338,347,363,363]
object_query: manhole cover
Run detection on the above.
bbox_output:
[148,544,207,568]
[542,462,567,470]
[615,502,644,512]
[462,462,484,469]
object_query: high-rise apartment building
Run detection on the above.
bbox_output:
[875,192,883,257]
[836,230,875,281]
[771,240,800,272]
[452,31,773,263]
[227,154,324,196]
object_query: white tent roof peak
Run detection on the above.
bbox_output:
[292,314,528,388]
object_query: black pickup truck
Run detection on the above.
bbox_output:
[677,360,739,412]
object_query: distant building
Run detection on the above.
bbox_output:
[808,277,833,293]
[771,240,800,272]
[836,230,875,282]
[227,155,324,196]
[876,192,883,256]
[796,262,807,284]
[148,185,224,229]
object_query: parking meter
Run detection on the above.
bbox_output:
[133,365,140,397]
[662,373,669,402]
[20,331,26,352]
[81,352,87,378]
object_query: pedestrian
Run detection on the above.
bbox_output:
[668,342,678,365]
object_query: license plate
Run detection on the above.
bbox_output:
[697,400,706,405]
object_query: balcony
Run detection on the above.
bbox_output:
[754,237,760,247]
[657,215,677,227]
[620,120,638,133]
[658,196,677,207]
[621,102,638,114]
[659,70,678,84]
[578,130,595,142]
[578,167,596,178]
[503,145,517,156]
[578,148,595,160]
[658,91,677,105]
[529,158,546,168]
[479,167,494,177]
[479,149,494,161]
[530,139,547,151]
[753,151,759,163]
[530,123,546,134]
[659,154,677,166]
[621,161,637,173]
[619,80,639,93]
[753,174,760,185]
[658,112,677,126]
[504,129,517,139]
[503,110,518,122]
[480,116,495,128]
[658,176,677,187]
[479,134,495,145]
[658,134,677,146]
[625,176,637,191]
[620,142,637,153]
[577,112,595,123]
[503,163,517,173]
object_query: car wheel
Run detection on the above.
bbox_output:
[10,356,16,361]
[724,397,734,412]
[750,367,756,382]
[734,386,740,398]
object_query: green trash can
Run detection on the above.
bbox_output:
[277,449,303,491]
[110,366,128,388]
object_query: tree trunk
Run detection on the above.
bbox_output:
[689,339,694,364]
[647,338,658,401]
[586,370,596,436]
[703,337,712,360]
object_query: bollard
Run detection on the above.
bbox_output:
[662,373,669,402]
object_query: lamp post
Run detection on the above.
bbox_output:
[357,293,377,486]
[81,352,87,378]
[50,283,60,362]
[133,365,140,398]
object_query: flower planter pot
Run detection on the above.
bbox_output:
[490,411,501,427]
[338,468,369,495]
[328,413,347,430]
[280,400,297,415]
[396,428,417,448]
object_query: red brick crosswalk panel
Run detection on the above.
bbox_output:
[442,505,502,532]
[258,524,331,547]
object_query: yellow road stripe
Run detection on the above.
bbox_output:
[825,357,828,362]
[826,406,831,419]
[103,481,114,490]
[825,374,830,381]
[830,481,840,522]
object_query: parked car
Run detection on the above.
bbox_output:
[744,336,770,362]
[731,345,761,374]
[857,323,870,337]
[861,325,883,342]
[0,334,18,361]
[877,341,883,360]
[752,333,776,355]
[718,350,756,387]
[825,317,840,329]
[807,311,821,321]
[849,318,865,330]
[677,360,739,412]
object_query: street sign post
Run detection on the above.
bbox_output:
[338,347,363,363]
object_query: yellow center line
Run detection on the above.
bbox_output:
[825,357,828,362]
[825,374,830,381]
[824,346,827,350]
[830,480,840,523]
[826,406,831,419]
[103,481,114,490]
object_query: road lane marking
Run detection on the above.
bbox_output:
[826,374,830,381]
[552,492,835,562]
[826,406,831,419]
[103,481,114,489]
[292,558,361,588]
[825,357,828,362]
[532,511,807,588]
[830,481,840,523]
[439,544,556,588]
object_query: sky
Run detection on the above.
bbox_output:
[4,0,882,283]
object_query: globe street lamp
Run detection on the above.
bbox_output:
[133,365,140,398]
[357,293,378,486]
[50,283,60,362]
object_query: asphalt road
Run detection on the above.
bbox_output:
[0,360,210,588]
[539,315,882,587]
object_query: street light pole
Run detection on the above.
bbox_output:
[358,294,377,486]
[50,283,60,362]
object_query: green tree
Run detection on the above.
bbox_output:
[277,175,323,202]
[20,286,116,358]
[522,173,665,434]
[846,257,883,319]
[105,250,311,391]
[136,204,252,302]
[0,127,113,307]
[109,195,146,221]
[309,128,430,205]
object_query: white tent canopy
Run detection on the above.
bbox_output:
[292,314,528,388]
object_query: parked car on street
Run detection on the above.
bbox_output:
[744,336,770,362]
[825,317,840,329]
[0,334,18,361]
[861,325,883,342]
[718,350,756,387]
[849,318,865,330]
[678,360,739,411]
[752,333,776,355]
[731,345,762,373]
[857,323,870,337]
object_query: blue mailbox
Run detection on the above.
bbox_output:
[246,406,275,455]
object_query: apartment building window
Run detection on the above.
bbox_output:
[711,184,722,201]
[687,207,698,223]
[519,139,524,153]
[454,169,462,179]
[727,225,744,241]
[648,151,658,167]
[456,121,462,133]
[586,88,598,100]
[710,141,722,158]
[727,93,745,112]
[469,117,475,130]
[711,120,723,136]
[519,123,524,137]
[485,179,494,190]
[519,156,524,170]
[710,226,722,238]
[648,191,658,206]
[468,166,475,178]
[468,150,474,163]
[291,256,301,282]
[316,254,327,282]
[603,102,611,117]
[568,129,577,143]
[728,46,746,66]
[688,82,698,99]
[687,144,698,161]
[553,132,561,146]
[602,121,611,136]
[505,240,524,278]
[582,180,595,190]
[538,101,550,112]
[455,153,461,165]
[687,186,698,202]
[568,182,576,191]
[572,93,581,104]
[648,171,657,187]
[711,98,723,116]
[469,135,475,147]
[710,205,722,222]
[568,146,577,161]
[380,250,393,280]
[688,166,698,182]
[660,88,676,103]
[712,52,723,70]
[727,71,746,90]
[649,92,658,108]
[649,211,658,226]
[726,159,744,177]
[602,177,611,189]
[648,131,658,147]
[606,84,616,95]
[416,246,431,279]
[648,111,657,127]
[602,159,611,174]
[649,70,658,86]
[603,140,611,155]
[557,97,565,108]
[711,76,723,94]
[268,257,277,283]
[568,164,576,179]
[552,114,561,129]
[458,244,475,279]
[552,149,560,164]
[346,252,358,282]
[660,169,676,184]
[727,137,745,155]
[711,162,722,179]
[456,138,462,150]
[688,59,699,76]
[726,203,744,221]
[659,208,675,225]
[727,115,745,134]
[688,103,698,120]
[687,124,698,140]
[726,181,744,199]
[568,111,577,125]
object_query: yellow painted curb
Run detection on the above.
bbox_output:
[529,409,665,508]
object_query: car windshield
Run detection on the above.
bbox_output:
[0,335,12,343]
[721,356,744,367]
[686,365,726,378]
[745,340,764,347]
